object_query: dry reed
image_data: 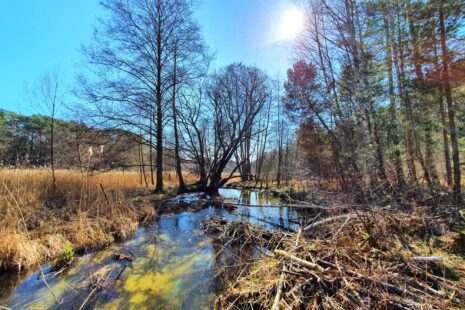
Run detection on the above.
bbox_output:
[0,169,196,272]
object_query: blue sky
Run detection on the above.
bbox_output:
[0,0,297,115]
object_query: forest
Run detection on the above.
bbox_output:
[1,0,465,309]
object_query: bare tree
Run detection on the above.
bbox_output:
[80,0,203,192]
[204,64,270,193]
[167,6,210,193]
[27,70,65,190]
[178,80,210,190]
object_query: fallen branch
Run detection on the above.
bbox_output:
[303,214,355,231]
[412,256,443,262]
[274,249,326,272]
[213,205,465,309]
[227,202,329,210]
[271,265,286,310]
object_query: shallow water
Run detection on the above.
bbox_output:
[220,188,312,231]
[0,189,312,309]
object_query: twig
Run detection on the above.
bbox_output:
[227,202,330,209]
[78,287,98,310]
[271,265,286,310]
[115,264,128,281]
[295,228,302,247]
[99,183,110,208]
[331,216,353,241]
[79,268,113,310]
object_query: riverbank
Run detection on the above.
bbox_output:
[0,188,282,309]
[0,169,206,273]
[3,172,465,308]
[210,183,465,309]
[207,205,465,308]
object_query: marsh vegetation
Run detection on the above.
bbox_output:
[1,0,465,308]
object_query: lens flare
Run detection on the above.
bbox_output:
[277,6,305,41]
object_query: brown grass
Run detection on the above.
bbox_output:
[0,169,197,272]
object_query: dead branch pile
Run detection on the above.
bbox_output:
[212,207,465,309]
[201,217,289,250]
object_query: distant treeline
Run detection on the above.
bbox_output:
[0,111,140,171]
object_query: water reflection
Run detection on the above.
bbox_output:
[219,188,313,232]
[0,189,314,309]
[219,188,283,206]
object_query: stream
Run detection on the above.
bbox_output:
[0,189,314,309]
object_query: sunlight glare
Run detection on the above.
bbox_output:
[278,6,305,41]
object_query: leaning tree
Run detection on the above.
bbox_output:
[204,63,270,193]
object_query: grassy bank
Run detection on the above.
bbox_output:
[0,169,196,272]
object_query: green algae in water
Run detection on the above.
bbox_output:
[98,241,214,309]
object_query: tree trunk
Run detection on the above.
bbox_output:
[256,100,271,182]
[276,122,283,187]
[439,0,461,203]
[138,141,143,186]
[139,138,148,187]
[149,116,154,186]
[438,83,452,186]
[355,0,388,189]
[432,39,452,186]
[392,6,417,184]
[407,1,438,186]
[195,127,207,191]
[383,13,405,187]
[155,16,164,193]
[50,115,56,190]
[172,46,186,193]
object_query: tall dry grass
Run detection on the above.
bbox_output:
[0,169,196,272]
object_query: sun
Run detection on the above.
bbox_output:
[278,6,305,41]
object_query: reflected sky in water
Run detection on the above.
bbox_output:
[220,188,313,232]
